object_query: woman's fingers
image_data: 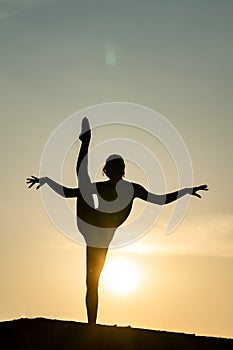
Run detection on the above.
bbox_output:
[192,184,209,198]
[200,184,208,191]
[31,176,39,181]
[26,176,39,189]
[26,176,38,181]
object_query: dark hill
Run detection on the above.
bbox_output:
[0,318,232,349]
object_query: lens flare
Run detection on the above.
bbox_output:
[105,45,117,67]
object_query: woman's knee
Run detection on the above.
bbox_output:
[86,269,100,289]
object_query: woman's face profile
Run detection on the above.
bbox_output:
[103,155,125,181]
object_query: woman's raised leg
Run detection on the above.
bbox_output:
[76,117,94,209]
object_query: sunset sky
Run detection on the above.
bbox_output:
[0,0,233,338]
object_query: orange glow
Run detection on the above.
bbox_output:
[101,257,141,295]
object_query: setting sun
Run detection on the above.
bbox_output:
[101,257,141,295]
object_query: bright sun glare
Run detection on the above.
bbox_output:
[101,257,140,295]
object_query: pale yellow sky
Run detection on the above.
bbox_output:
[0,0,233,338]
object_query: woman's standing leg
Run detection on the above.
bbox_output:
[86,246,108,324]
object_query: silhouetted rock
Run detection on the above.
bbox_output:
[0,318,232,350]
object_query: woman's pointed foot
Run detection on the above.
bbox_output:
[79,117,91,142]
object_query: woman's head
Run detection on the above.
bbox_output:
[103,154,125,180]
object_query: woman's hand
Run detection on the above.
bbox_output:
[189,184,209,198]
[26,176,47,190]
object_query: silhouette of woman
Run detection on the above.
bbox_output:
[27,117,208,324]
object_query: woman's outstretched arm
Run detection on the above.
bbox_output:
[134,183,209,205]
[26,176,78,198]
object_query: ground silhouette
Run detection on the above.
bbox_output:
[0,318,232,350]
